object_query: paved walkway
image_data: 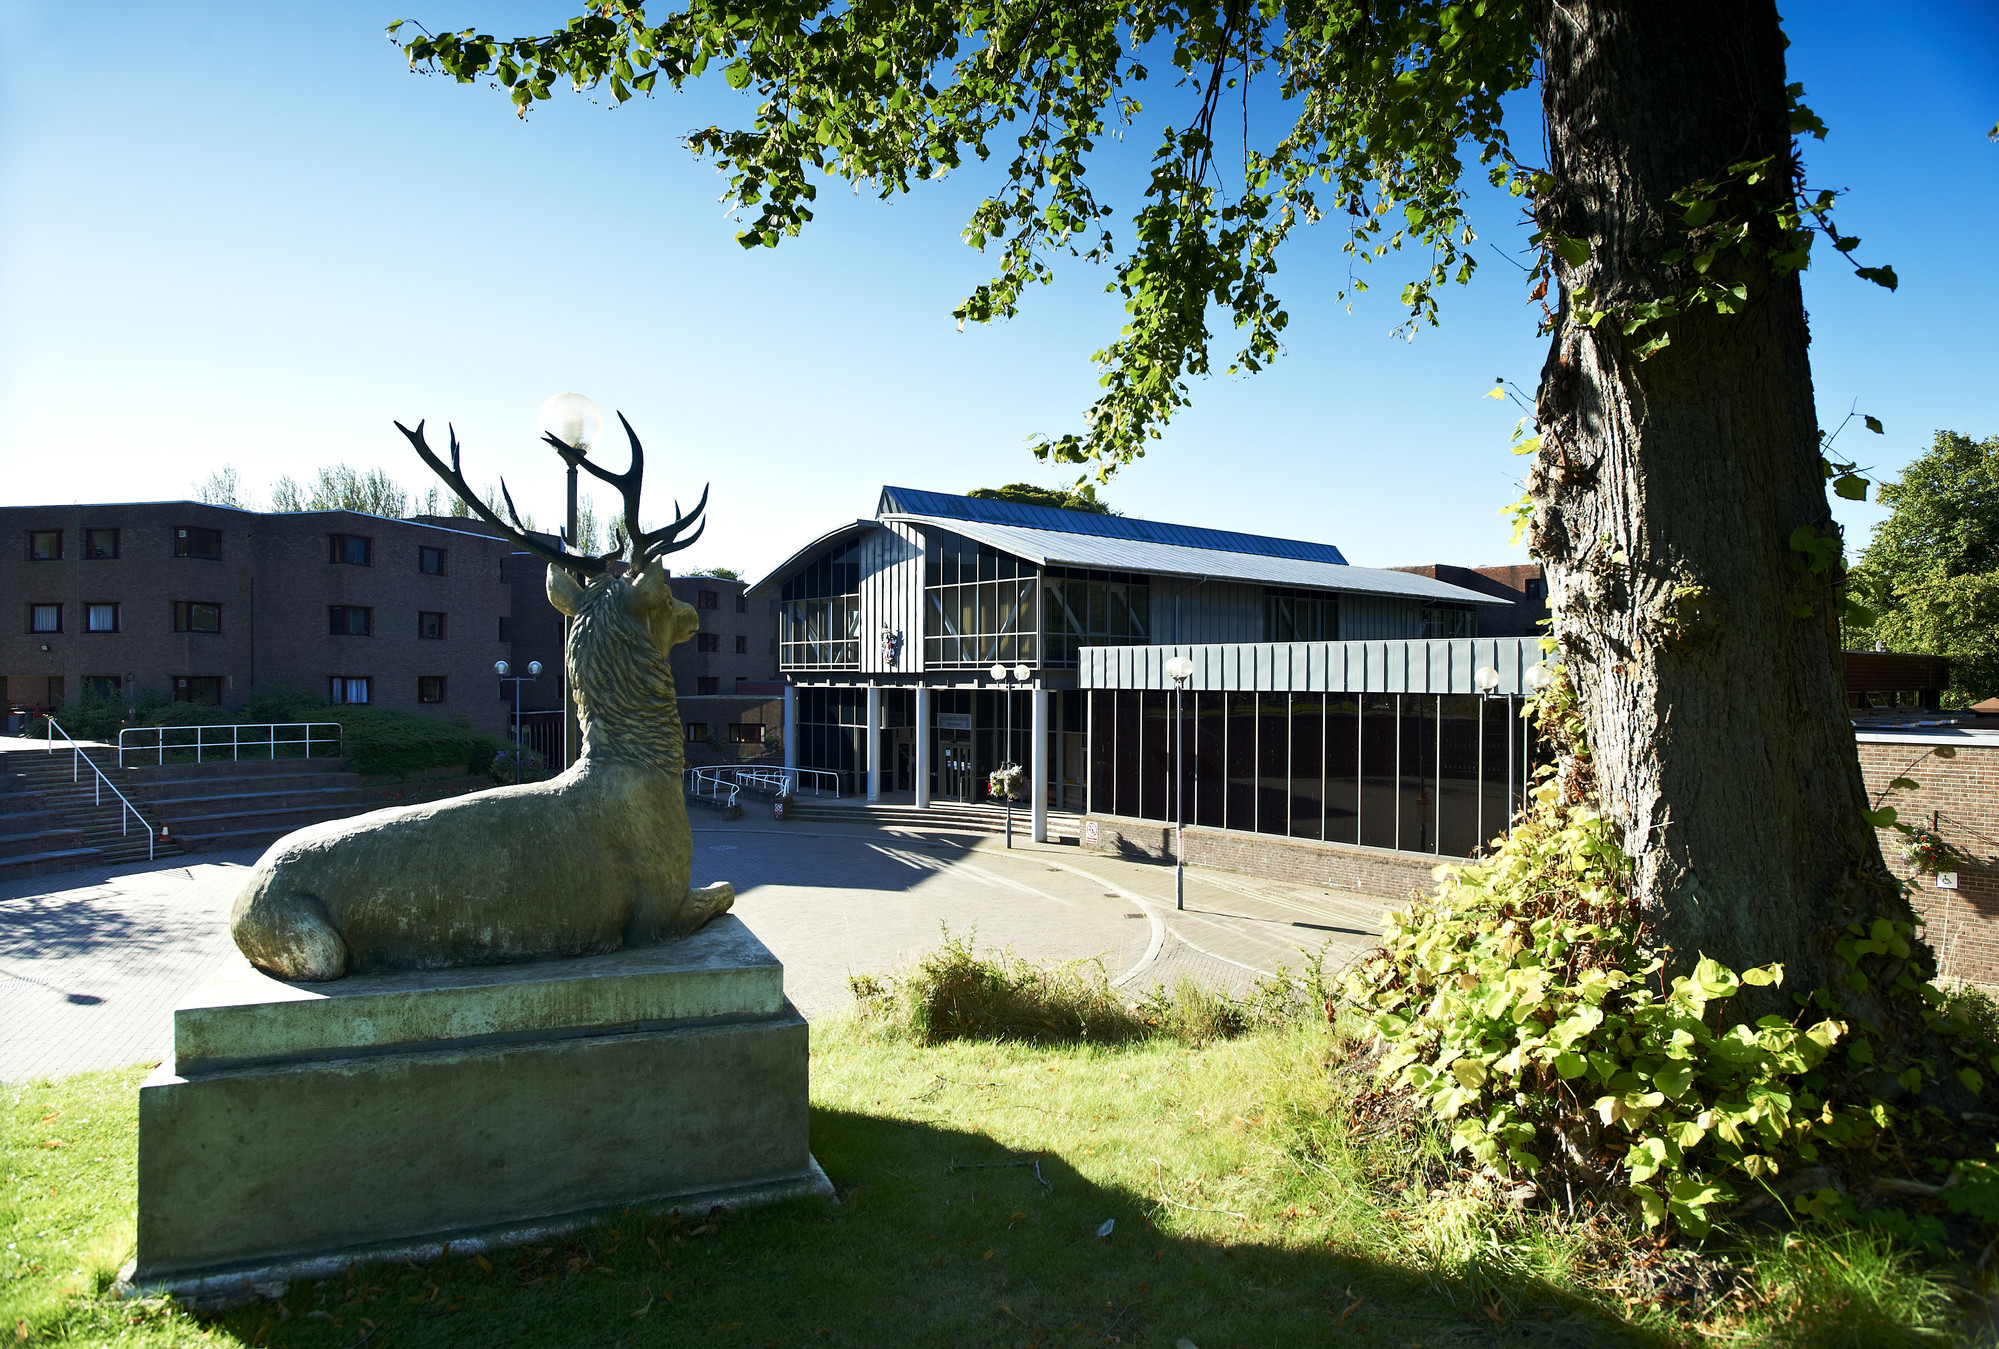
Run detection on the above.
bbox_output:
[0,815,1401,1083]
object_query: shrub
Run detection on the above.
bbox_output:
[489,746,551,784]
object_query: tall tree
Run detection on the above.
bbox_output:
[968,483,1112,515]
[1853,431,1999,707]
[269,465,413,517]
[396,2,1918,1000]
[193,464,253,509]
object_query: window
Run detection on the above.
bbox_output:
[1419,603,1477,639]
[1039,565,1148,668]
[174,526,222,559]
[778,538,864,668]
[735,594,748,613]
[418,611,446,640]
[697,590,720,610]
[418,675,447,704]
[86,603,119,633]
[1524,578,1546,602]
[329,605,374,636]
[85,674,122,700]
[29,604,61,633]
[696,632,720,653]
[684,722,709,742]
[173,601,222,633]
[329,676,371,705]
[923,529,1042,668]
[1264,588,1339,643]
[27,530,61,561]
[735,635,749,654]
[328,534,372,566]
[84,529,119,560]
[419,546,447,575]
[727,723,760,744]
[696,676,720,695]
[172,676,224,705]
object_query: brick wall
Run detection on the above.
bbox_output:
[1081,813,1439,904]
[1857,736,1999,988]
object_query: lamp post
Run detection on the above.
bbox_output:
[988,661,1030,847]
[495,659,543,784]
[1165,655,1195,910]
[537,393,602,774]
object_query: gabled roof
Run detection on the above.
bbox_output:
[877,487,1348,565]
[879,514,1508,605]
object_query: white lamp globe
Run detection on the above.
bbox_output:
[1474,665,1501,693]
[538,392,602,453]
[1524,663,1554,692]
[1164,655,1196,683]
[989,663,1007,681]
[495,660,510,676]
[1012,663,1030,682]
[528,661,543,676]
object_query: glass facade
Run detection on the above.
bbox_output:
[922,528,1038,667]
[780,538,862,668]
[1420,602,1477,638]
[1088,689,1536,858]
[1264,588,1339,642]
[1042,567,1150,667]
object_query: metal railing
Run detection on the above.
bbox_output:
[45,719,155,861]
[682,764,843,803]
[118,722,343,768]
[685,766,742,809]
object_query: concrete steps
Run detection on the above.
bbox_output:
[122,758,494,854]
[0,752,182,878]
[781,798,1082,841]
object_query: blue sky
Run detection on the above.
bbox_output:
[2,2,1994,581]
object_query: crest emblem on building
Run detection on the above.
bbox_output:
[880,628,905,668]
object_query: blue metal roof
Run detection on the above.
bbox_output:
[881,514,1507,605]
[877,486,1349,565]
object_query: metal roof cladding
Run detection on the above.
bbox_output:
[876,486,1350,564]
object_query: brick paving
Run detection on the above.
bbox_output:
[0,815,1396,1083]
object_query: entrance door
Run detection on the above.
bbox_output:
[893,731,914,792]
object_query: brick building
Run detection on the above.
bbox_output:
[3,502,513,735]
[413,515,784,768]
[1390,563,1549,637]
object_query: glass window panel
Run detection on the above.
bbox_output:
[1226,692,1257,831]
[1257,693,1288,837]
[1128,585,1149,639]
[1089,692,1114,814]
[1324,695,1359,845]
[1289,695,1324,840]
[1113,691,1141,819]
[1398,695,1438,854]
[1437,694,1481,858]
[1194,690,1226,828]
[1359,694,1397,850]
[1141,690,1170,821]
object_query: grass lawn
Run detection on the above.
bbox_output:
[2,1017,1967,1347]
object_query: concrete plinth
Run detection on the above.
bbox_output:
[128,915,829,1304]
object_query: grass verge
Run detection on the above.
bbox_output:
[3,1018,1978,1346]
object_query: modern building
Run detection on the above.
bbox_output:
[752,487,1546,867]
[3,502,513,734]
[1391,563,1548,637]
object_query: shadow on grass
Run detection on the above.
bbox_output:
[188,1108,1654,1349]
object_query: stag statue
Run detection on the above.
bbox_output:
[230,416,734,981]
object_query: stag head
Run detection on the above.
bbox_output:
[394,414,707,578]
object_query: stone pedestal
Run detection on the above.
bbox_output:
[127,915,829,1303]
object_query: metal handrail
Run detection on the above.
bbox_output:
[44,719,155,861]
[118,722,343,768]
[685,766,741,808]
[771,766,840,797]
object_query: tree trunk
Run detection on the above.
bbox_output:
[1529,0,1921,1004]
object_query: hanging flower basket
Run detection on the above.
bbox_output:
[988,763,1024,801]
[1901,827,1961,876]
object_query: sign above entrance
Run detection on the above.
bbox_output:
[936,713,973,731]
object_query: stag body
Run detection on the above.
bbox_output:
[231,418,731,981]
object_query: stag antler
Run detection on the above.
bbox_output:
[396,420,624,578]
[550,413,707,564]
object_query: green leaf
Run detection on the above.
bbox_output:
[724,61,752,90]
[1833,474,1869,502]
[1864,415,1885,434]
[1961,1068,1985,1096]
[1553,1050,1586,1080]
[1862,806,1898,828]
[1654,1062,1695,1100]
[1552,237,1590,267]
